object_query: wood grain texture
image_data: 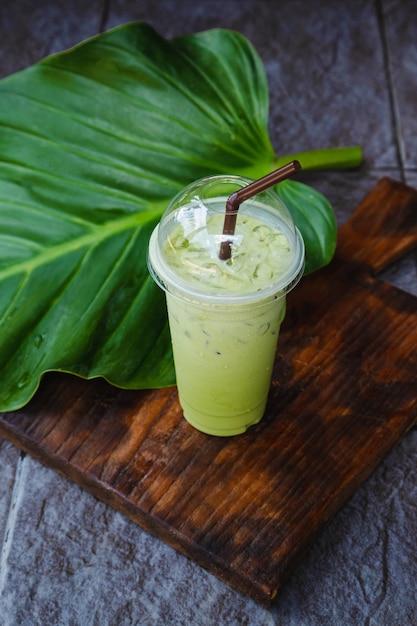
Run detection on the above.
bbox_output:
[1,177,416,607]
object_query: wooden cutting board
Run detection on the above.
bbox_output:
[1,177,417,607]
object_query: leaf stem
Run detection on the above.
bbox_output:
[275,146,362,171]
[235,145,362,181]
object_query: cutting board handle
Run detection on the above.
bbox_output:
[336,177,417,274]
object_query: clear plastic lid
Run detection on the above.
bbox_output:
[148,174,305,304]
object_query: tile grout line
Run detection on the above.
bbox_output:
[0,451,28,598]
[99,0,110,33]
[376,0,406,181]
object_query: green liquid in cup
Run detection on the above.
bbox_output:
[166,290,286,436]
[163,211,291,436]
[165,212,293,296]
[148,177,304,436]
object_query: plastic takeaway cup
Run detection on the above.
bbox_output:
[147,175,305,436]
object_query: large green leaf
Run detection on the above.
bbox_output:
[275,179,337,275]
[0,22,360,411]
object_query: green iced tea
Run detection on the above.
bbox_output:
[166,290,286,435]
[148,176,304,436]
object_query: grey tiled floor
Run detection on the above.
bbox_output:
[0,1,417,624]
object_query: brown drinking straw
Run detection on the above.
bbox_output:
[219,160,302,261]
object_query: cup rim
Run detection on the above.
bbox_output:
[148,224,305,306]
